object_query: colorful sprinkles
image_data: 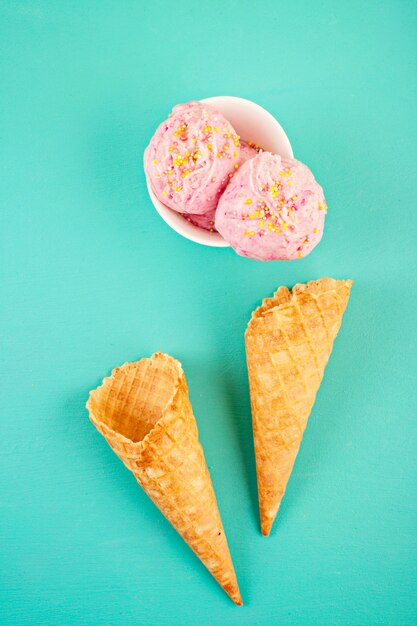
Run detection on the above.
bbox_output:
[151,109,240,198]
[234,165,326,255]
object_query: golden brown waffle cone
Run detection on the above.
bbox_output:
[86,352,242,605]
[245,277,353,536]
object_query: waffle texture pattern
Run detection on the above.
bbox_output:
[87,353,242,605]
[245,278,352,536]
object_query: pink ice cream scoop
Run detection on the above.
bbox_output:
[144,101,241,215]
[215,152,327,260]
[238,140,259,165]
[181,140,259,231]
[182,208,217,232]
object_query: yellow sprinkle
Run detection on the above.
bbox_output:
[224,144,229,150]
[185,151,190,156]
[248,231,254,236]
[313,228,318,234]
[283,223,288,230]
[174,186,181,192]
[274,228,281,233]
[207,143,212,151]
[288,181,293,186]
[162,190,167,196]
[214,127,219,133]
[152,159,158,164]
[234,164,239,169]
[168,147,174,152]
[259,220,264,227]
[244,199,253,205]
[268,222,274,230]
[279,200,284,205]
[292,195,297,201]
[233,151,238,157]
[249,213,255,219]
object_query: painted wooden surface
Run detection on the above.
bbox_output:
[1,1,416,624]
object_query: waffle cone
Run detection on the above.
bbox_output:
[86,352,242,605]
[245,278,352,536]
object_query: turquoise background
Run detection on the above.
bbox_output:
[1,1,416,624]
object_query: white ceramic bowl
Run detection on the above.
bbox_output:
[144,96,294,247]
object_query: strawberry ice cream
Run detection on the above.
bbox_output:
[182,209,217,232]
[181,140,259,231]
[144,101,241,215]
[215,152,327,260]
[238,140,259,165]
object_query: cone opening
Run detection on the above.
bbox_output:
[248,278,353,325]
[88,354,182,444]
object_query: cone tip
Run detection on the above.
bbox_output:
[261,516,274,536]
[231,590,243,606]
